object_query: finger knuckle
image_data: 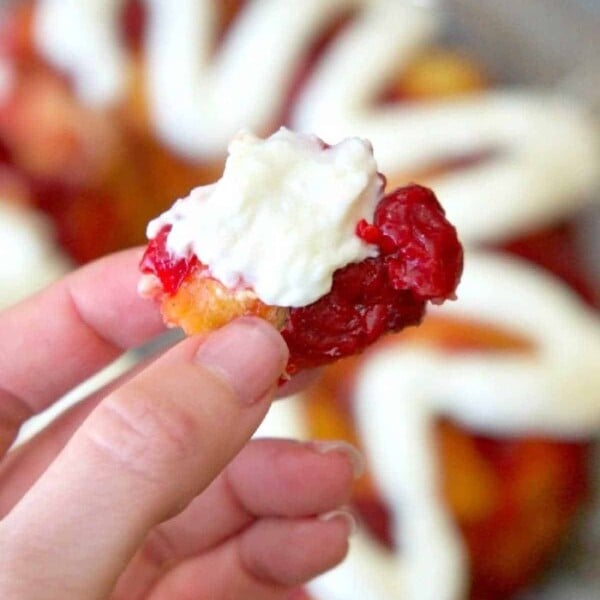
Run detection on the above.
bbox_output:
[84,386,201,483]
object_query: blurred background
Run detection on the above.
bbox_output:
[1,1,599,599]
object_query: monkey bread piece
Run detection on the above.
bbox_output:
[139,129,463,375]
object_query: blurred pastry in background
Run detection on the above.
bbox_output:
[0,1,598,598]
[269,250,600,600]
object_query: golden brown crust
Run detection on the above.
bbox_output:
[160,272,288,335]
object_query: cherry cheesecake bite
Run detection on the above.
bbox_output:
[139,128,463,375]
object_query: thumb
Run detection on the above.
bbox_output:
[0,317,288,600]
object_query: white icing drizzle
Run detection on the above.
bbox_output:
[0,201,70,309]
[144,0,359,158]
[36,0,361,157]
[291,2,600,244]
[35,0,599,242]
[423,253,600,437]
[259,251,600,600]
[34,0,127,105]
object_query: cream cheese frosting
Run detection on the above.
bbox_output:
[145,128,381,307]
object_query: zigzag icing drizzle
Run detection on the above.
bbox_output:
[35,0,599,244]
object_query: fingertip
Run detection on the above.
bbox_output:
[226,438,357,517]
[67,247,167,348]
[236,317,289,363]
[240,516,352,587]
[318,508,357,537]
[306,440,365,479]
[194,317,288,405]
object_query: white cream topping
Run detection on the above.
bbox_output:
[0,201,70,310]
[35,0,599,243]
[259,251,600,600]
[146,128,380,307]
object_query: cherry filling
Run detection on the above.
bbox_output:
[140,225,199,295]
[140,183,463,373]
[284,185,462,372]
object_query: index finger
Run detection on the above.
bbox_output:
[0,318,288,600]
[0,248,165,439]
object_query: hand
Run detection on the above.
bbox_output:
[0,249,361,600]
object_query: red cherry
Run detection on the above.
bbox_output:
[283,184,463,372]
[140,225,199,294]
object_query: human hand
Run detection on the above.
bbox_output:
[0,249,361,600]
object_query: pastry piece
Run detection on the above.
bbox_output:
[139,128,463,375]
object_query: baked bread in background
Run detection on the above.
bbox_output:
[0,1,599,598]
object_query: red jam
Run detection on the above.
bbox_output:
[139,224,199,295]
[283,184,463,373]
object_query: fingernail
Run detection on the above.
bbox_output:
[319,508,357,536]
[195,317,289,404]
[307,440,365,479]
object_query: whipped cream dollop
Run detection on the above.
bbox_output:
[146,128,381,306]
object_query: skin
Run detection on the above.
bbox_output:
[0,249,362,600]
